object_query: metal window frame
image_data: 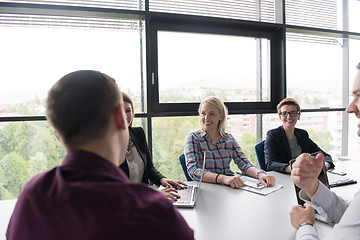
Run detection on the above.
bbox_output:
[147,13,286,116]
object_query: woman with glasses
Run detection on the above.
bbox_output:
[264,98,334,173]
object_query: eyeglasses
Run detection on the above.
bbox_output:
[279,111,299,117]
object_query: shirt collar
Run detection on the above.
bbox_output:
[200,131,227,142]
[62,150,129,182]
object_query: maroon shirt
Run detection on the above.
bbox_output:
[6,150,194,240]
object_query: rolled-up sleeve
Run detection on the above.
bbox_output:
[231,137,253,173]
[184,132,206,181]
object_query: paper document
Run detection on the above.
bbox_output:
[239,175,283,196]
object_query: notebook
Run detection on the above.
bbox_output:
[172,152,206,208]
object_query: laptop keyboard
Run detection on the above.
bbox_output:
[176,186,194,203]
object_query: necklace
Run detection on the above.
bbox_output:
[126,137,135,161]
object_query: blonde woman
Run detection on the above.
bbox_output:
[184,96,275,188]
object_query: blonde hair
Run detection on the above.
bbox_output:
[198,96,228,136]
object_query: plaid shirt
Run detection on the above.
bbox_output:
[184,130,254,181]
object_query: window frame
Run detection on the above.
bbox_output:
[147,13,286,116]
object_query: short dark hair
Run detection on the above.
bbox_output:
[277,98,301,115]
[46,70,120,146]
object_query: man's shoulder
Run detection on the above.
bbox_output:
[20,168,57,195]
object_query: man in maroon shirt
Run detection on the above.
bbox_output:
[6,70,194,240]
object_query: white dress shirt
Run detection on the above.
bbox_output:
[297,181,360,240]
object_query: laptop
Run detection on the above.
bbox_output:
[172,152,206,208]
[290,155,329,223]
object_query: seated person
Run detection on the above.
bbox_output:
[119,92,186,200]
[184,96,275,188]
[264,98,334,173]
[6,70,194,240]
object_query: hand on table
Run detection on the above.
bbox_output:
[258,173,276,187]
[160,178,188,189]
[290,203,315,229]
[159,178,188,200]
[159,186,180,200]
[221,175,246,188]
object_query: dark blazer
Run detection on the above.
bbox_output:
[119,127,165,185]
[264,126,334,173]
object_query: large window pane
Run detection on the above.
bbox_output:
[0,121,64,201]
[152,116,198,181]
[0,121,64,239]
[286,34,343,108]
[349,0,360,33]
[158,31,270,103]
[0,14,146,116]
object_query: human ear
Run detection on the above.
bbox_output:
[219,112,224,120]
[115,103,127,130]
[54,130,62,143]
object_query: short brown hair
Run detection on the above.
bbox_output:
[46,70,120,146]
[276,98,301,115]
[122,92,134,126]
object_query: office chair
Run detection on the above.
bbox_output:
[255,140,266,170]
[179,154,192,181]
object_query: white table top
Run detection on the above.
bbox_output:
[178,161,360,240]
[178,171,297,240]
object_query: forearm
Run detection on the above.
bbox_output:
[244,166,263,179]
[202,171,220,184]
[310,182,349,224]
[148,167,166,185]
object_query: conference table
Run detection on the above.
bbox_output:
[178,159,360,240]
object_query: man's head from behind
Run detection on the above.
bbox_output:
[46,70,121,147]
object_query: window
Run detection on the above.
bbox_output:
[286,33,343,109]
[149,14,285,114]
[157,31,270,104]
[0,13,146,116]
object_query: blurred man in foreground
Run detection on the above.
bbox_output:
[290,63,360,239]
[6,70,194,240]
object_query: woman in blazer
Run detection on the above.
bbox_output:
[119,92,186,199]
[264,98,334,173]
